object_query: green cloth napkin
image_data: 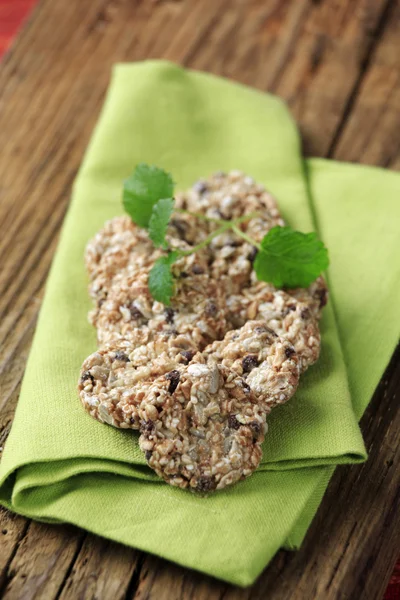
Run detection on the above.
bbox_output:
[0,61,399,586]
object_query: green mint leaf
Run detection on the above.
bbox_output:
[148,198,175,249]
[148,251,180,305]
[123,164,174,228]
[254,226,329,288]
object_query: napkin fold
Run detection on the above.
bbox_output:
[0,61,399,586]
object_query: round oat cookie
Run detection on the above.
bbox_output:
[85,217,161,304]
[226,286,321,372]
[203,320,300,410]
[78,335,198,430]
[93,256,229,347]
[184,171,285,294]
[138,362,267,492]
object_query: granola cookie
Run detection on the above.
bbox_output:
[93,256,229,347]
[226,286,321,372]
[183,171,285,294]
[203,320,300,409]
[138,362,267,492]
[78,335,197,430]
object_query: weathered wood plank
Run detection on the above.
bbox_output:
[1,523,85,600]
[0,0,398,598]
[332,0,400,168]
[58,536,142,600]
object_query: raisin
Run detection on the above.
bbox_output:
[145,450,152,461]
[81,371,94,385]
[114,351,130,362]
[248,246,258,263]
[192,264,204,275]
[164,307,175,324]
[315,287,328,308]
[249,421,261,440]
[166,370,180,394]
[241,380,251,392]
[228,415,241,430]
[283,304,296,316]
[205,301,218,317]
[193,180,208,194]
[141,420,155,434]
[196,475,217,493]
[255,325,277,337]
[181,350,194,363]
[180,272,189,278]
[242,355,259,373]
[129,303,144,320]
[300,308,310,320]
[285,346,295,358]
[170,219,187,240]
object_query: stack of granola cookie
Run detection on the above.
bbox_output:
[78,172,328,493]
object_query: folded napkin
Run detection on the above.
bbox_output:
[0,61,399,586]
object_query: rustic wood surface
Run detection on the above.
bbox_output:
[0,0,399,598]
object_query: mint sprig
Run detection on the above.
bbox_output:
[122,164,329,305]
[149,198,175,249]
[123,164,174,228]
[254,226,329,288]
[148,252,179,305]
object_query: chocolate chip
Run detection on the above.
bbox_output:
[145,450,152,461]
[228,240,241,248]
[285,346,295,358]
[248,246,258,263]
[228,415,241,430]
[166,370,180,394]
[300,308,311,320]
[242,355,259,373]
[129,303,144,320]
[164,307,175,324]
[205,301,218,317]
[114,351,130,362]
[249,421,261,440]
[193,180,208,194]
[180,272,189,278]
[181,350,194,364]
[196,475,217,493]
[81,371,94,385]
[192,264,204,275]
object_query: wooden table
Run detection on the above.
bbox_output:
[0,1,399,598]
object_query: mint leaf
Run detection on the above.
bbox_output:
[148,252,179,305]
[254,226,329,288]
[149,198,175,249]
[123,164,174,228]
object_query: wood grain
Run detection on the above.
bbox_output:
[0,0,399,598]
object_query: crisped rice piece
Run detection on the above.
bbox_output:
[138,362,267,492]
[203,320,299,410]
[78,335,198,430]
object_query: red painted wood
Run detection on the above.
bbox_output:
[0,0,37,56]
